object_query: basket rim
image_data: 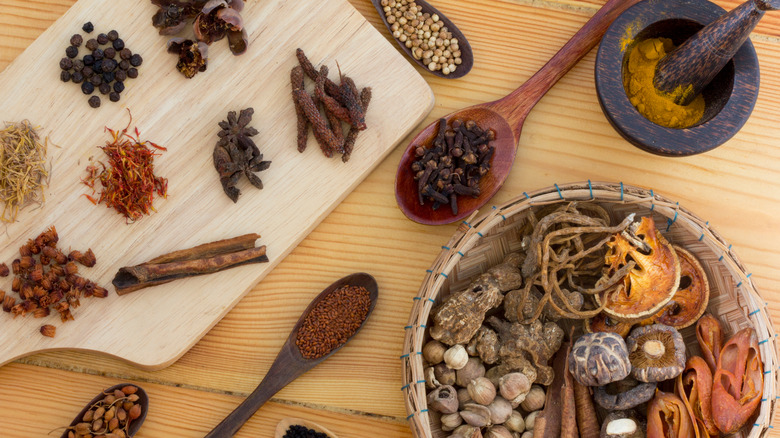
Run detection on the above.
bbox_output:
[400,181,778,438]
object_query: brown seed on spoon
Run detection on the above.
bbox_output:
[60,383,148,438]
[370,0,473,79]
[395,0,645,225]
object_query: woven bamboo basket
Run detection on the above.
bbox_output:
[401,181,778,438]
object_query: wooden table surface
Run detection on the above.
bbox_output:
[1,0,779,436]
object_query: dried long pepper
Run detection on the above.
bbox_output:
[83,115,167,222]
[0,120,48,223]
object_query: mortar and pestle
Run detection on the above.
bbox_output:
[595,0,778,156]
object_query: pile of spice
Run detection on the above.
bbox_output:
[295,284,371,359]
[83,114,168,222]
[65,384,144,438]
[0,120,48,223]
[623,37,705,129]
[411,118,495,215]
[151,0,249,78]
[380,0,462,75]
[292,49,372,162]
[213,108,271,202]
[282,425,329,438]
[59,23,143,108]
[1,226,106,338]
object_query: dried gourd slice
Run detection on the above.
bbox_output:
[649,246,709,328]
[595,216,680,322]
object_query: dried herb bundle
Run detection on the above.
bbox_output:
[292,49,372,162]
[213,107,271,202]
[0,120,48,223]
[83,114,168,222]
[2,226,106,337]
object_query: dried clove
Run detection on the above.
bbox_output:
[412,118,495,215]
[212,108,271,202]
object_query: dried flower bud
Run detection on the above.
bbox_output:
[0,263,9,277]
[40,324,56,337]
[76,249,97,267]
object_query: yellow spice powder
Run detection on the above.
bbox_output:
[623,38,705,129]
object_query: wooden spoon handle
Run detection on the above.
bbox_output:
[501,0,644,132]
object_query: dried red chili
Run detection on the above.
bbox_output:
[83,112,167,222]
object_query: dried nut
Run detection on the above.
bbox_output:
[424,339,447,365]
[441,412,463,431]
[524,411,539,430]
[460,403,493,427]
[450,424,483,438]
[428,385,459,414]
[444,344,469,370]
[457,357,486,387]
[487,396,513,424]
[519,385,545,412]
[601,410,645,438]
[484,425,514,438]
[435,363,457,386]
[468,377,496,405]
[504,411,525,433]
[499,373,531,405]
[569,332,631,387]
[457,387,473,410]
[425,366,441,389]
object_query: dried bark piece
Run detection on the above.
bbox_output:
[112,234,267,294]
[532,341,570,437]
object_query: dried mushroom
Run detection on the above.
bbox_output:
[595,216,680,322]
[569,332,631,387]
[600,410,645,438]
[430,274,503,346]
[677,356,717,437]
[585,312,634,338]
[646,390,695,438]
[647,246,709,328]
[626,324,685,382]
[488,316,563,385]
[712,327,763,434]
[593,377,656,410]
[695,313,723,373]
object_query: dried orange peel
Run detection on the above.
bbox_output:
[595,216,681,322]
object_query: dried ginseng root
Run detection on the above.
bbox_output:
[64,384,147,438]
[0,120,49,223]
[291,48,372,161]
[2,226,107,337]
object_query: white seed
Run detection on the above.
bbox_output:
[428,61,437,71]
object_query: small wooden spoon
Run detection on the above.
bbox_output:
[60,383,149,438]
[205,273,378,437]
[370,0,473,79]
[394,0,644,225]
[275,417,339,438]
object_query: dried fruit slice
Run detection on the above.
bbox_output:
[650,246,709,328]
[595,216,680,322]
[584,312,633,338]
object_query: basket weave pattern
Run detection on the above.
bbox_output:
[401,181,778,438]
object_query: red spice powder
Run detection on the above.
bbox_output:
[296,285,371,359]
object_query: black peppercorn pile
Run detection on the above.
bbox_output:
[412,118,495,216]
[59,23,143,108]
[282,425,329,438]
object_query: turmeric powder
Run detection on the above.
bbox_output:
[623,38,705,129]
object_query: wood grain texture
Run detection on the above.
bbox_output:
[0,0,433,369]
[1,0,779,436]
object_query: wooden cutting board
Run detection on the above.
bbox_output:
[0,0,433,369]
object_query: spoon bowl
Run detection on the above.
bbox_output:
[275,417,339,438]
[205,273,378,437]
[370,0,473,79]
[394,0,646,224]
[60,383,149,438]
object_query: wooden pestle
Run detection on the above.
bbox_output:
[653,0,779,106]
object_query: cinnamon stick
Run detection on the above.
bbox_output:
[112,234,267,295]
[534,340,570,438]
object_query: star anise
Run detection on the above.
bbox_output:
[213,108,271,202]
[151,0,206,35]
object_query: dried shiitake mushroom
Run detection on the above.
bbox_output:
[626,324,685,382]
[646,246,709,329]
[595,217,680,322]
[600,410,645,438]
[569,332,631,387]
[593,377,656,410]
[584,312,634,338]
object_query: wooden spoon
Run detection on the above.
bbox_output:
[394,0,644,225]
[60,383,149,438]
[205,273,379,437]
[370,0,473,79]
[275,418,339,438]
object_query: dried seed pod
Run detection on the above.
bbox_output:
[423,339,447,365]
[519,385,545,412]
[428,385,459,414]
[460,402,492,427]
[456,357,486,387]
[434,363,456,386]
[487,396,513,424]
[444,344,469,370]
[440,412,463,432]
[467,377,496,405]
